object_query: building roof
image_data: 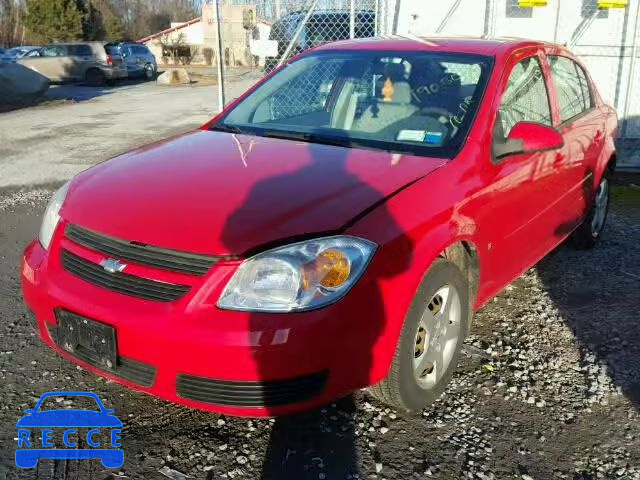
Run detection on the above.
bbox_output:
[138,17,202,44]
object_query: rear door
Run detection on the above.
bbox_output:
[545,53,605,224]
[120,45,138,73]
[66,44,93,79]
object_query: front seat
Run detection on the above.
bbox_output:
[351,63,419,134]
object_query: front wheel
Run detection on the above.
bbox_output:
[569,170,611,249]
[368,259,471,411]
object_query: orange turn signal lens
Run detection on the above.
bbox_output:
[302,249,351,290]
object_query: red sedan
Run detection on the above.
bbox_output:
[22,37,617,417]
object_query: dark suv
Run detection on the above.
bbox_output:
[264,10,376,72]
[109,42,157,80]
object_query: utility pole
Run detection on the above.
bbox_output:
[215,0,226,112]
[350,0,356,39]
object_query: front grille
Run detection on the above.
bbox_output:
[65,224,220,275]
[49,324,156,387]
[176,371,328,407]
[61,249,190,302]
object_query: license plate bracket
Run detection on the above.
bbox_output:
[56,311,117,371]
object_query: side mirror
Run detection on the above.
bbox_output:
[494,121,563,159]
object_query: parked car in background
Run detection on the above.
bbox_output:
[22,38,617,417]
[0,46,40,63]
[264,9,376,72]
[107,42,157,80]
[17,42,127,86]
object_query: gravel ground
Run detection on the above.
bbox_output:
[0,182,638,480]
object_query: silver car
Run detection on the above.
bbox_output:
[0,46,40,63]
[18,42,127,86]
[115,42,157,80]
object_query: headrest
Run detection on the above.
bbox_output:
[374,61,406,81]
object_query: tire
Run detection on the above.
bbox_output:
[144,63,156,80]
[569,169,611,250]
[85,68,105,87]
[368,259,472,411]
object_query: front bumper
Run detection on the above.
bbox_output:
[21,233,393,417]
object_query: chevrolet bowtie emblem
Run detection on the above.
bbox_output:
[99,258,127,274]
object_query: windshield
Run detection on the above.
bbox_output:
[217,50,493,157]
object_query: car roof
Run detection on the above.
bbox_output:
[47,41,107,46]
[314,35,555,57]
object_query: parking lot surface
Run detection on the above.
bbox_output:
[0,81,639,480]
[0,76,258,189]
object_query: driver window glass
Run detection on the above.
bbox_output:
[42,46,65,57]
[497,56,552,139]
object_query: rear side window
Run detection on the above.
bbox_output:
[548,55,593,123]
[133,46,149,55]
[496,56,552,138]
[67,44,92,56]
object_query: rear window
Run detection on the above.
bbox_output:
[104,44,120,55]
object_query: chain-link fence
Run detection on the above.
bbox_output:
[207,0,381,107]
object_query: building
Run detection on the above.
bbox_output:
[139,3,272,67]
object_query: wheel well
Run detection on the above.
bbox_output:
[441,241,479,304]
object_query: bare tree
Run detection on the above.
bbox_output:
[0,0,26,47]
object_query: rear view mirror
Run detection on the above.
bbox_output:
[494,121,564,159]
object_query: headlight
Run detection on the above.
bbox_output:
[39,181,70,250]
[217,236,377,312]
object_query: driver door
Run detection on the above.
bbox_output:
[475,51,567,297]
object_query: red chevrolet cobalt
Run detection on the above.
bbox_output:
[22,37,617,417]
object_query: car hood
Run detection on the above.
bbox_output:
[63,130,445,255]
[16,410,122,428]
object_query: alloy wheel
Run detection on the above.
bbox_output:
[413,284,462,389]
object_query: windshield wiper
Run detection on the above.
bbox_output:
[209,124,245,134]
[260,129,354,148]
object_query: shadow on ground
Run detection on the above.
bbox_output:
[537,183,640,408]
